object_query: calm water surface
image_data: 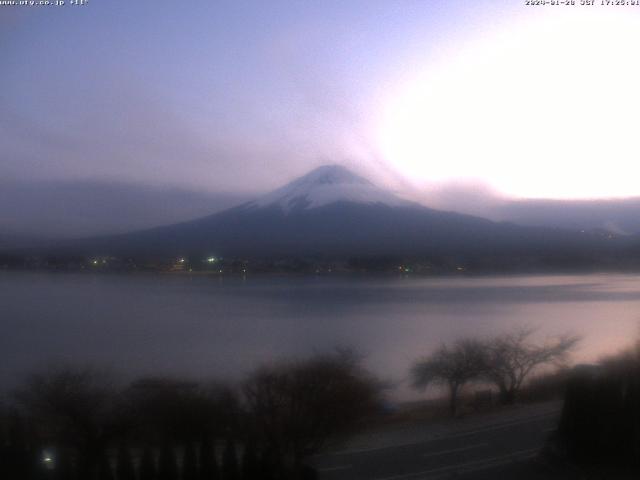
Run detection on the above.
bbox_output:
[1,272,639,399]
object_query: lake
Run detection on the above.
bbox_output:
[1,271,639,400]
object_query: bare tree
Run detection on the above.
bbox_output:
[484,327,580,405]
[242,350,380,477]
[14,367,119,479]
[411,339,487,416]
[122,376,236,443]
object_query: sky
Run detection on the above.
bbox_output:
[3,0,640,236]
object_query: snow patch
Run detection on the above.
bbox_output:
[245,165,412,213]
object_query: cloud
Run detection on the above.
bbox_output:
[0,179,247,238]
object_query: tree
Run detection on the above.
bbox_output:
[157,444,178,480]
[556,346,640,466]
[243,350,380,476]
[199,436,220,480]
[411,339,487,416]
[14,367,118,479]
[484,327,580,405]
[182,442,198,480]
[123,377,236,445]
[55,447,77,480]
[116,445,136,480]
[0,410,32,480]
[139,447,156,480]
[222,439,239,480]
[97,452,114,480]
[240,438,260,480]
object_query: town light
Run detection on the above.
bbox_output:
[42,450,54,467]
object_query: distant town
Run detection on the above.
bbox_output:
[3,250,640,275]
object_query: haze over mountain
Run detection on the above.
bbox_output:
[0,180,247,239]
[494,199,640,236]
[3,170,640,250]
[420,185,640,236]
[40,165,627,261]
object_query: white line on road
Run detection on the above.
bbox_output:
[421,443,488,459]
[439,413,557,441]
[329,410,557,456]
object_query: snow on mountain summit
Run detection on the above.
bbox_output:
[246,165,412,212]
[286,164,372,187]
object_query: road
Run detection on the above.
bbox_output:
[313,401,562,480]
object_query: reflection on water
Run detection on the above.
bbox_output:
[1,272,639,399]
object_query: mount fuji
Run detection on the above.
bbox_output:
[244,164,413,212]
[59,165,623,259]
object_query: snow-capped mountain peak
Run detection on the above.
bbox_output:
[246,165,411,212]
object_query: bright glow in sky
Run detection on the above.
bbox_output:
[4,2,640,205]
[377,9,640,199]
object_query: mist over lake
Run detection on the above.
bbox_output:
[2,272,638,400]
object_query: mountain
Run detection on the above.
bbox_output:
[53,165,631,260]
[416,183,640,235]
[245,164,413,212]
[495,198,640,235]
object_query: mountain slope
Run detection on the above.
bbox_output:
[58,165,630,259]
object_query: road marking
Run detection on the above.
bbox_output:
[372,447,539,480]
[421,442,488,459]
[317,465,352,472]
[328,410,558,456]
[440,412,557,441]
